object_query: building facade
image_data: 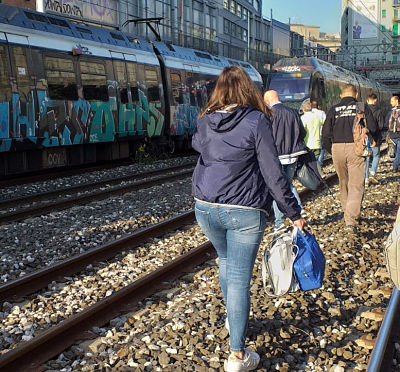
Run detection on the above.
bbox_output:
[341,0,394,67]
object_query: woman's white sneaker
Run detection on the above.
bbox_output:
[224,348,260,372]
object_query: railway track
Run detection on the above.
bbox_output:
[0,163,196,225]
[0,172,338,372]
[0,151,397,371]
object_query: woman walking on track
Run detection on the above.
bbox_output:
[192,65,306,372]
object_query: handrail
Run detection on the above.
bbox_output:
[367,287,400,372]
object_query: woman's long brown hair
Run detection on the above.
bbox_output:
[199,65,271,118]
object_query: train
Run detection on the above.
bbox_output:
[0,3,262,176]
[268,57,393,114]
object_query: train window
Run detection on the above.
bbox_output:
[12,47,30,102]
[145,68,160,101]
[48,17,70,28]
[126,63,138,103]
[80,61,108,101]
[194,51,212,60]
[171,73,183,104]
[44,56,78,100]
[76,27,92,34]
[25,11,49,24]
[110,32,125,41]
[0,45,11,101]
[206,80,216,97]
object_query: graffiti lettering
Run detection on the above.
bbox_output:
[47,152,66,166]
[1,83,166,153]
[45,0,117,24]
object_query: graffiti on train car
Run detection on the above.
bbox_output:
[0,83,166,152]
[170,104,199,136]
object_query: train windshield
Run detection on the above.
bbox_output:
[268,72,311,101]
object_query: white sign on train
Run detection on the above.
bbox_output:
[274,66,301,72]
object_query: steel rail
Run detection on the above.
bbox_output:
[367,288,400,372]
[0,169,193,225]
[0,162,197,208]
[0,210,196,302]
[0,242,215,372]
[0,159,134,189]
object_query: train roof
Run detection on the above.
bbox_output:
[0,4,155,57]
[153,41,261,81]
[0,3,262,83]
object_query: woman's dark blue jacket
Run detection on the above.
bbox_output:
[191,106,302,221]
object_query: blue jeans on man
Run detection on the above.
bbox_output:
[365,146,380,181]
[195,201,267,352]
[272,162,303,227]
[318,148,325,166]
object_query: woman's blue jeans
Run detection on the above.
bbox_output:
[195,201,267,352]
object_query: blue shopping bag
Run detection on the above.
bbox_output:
[293,228,325,291]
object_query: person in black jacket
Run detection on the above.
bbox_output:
[263,90,308,231]
[365,93,384,186]
[321,84,378,235]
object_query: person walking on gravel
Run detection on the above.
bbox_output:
[192,66,306,372]
[263,89,308,232]
[321,84,378,235]
[365,93,384,187]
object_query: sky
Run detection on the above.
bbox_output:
[262,0,342,34]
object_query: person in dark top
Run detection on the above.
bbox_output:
[263,89,308,231]
[192,66,306,372]
[365,93,385,186]
[388,95,400,172]
[321,84,378,235]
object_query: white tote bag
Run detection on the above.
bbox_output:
[262,230,299,297]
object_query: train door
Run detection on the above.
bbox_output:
[144,65,164,138]
[7,36,34,143]
[111,53,139,137]
[0,37,12,154]
[168,69,185,138]
[310,73,326,109]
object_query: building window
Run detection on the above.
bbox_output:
[394,23,398,36]
[224,18,230,34]
[381,24,386,31]
[236,3,242,17]
[382,9,386,18]
[393,55,398,63]
[230,0,235,14]
[395,9,398,18]
[223,0,228,9]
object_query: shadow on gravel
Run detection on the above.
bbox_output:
[308,211,343,226]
